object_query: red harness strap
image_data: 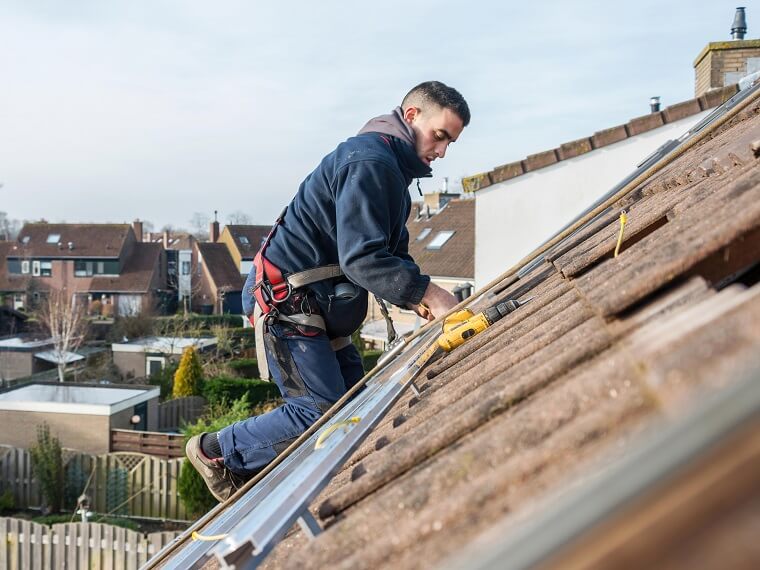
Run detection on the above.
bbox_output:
[248,209,290,326]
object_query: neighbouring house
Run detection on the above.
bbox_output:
[145,229,197,312]
[111,335,217,380]
[0,336,84,384]
[362,194,475,348]
[463,21,760,288]
[0,220,167,316]
[217,224,271,276]
[0,382,159,454]
[193,242,244,315]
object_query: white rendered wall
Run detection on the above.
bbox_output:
[475,111,710,289]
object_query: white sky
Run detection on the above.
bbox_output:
[0,1,750,230]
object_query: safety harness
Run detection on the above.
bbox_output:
[249,208,398,379]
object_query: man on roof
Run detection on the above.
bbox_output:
[186,81,470,501]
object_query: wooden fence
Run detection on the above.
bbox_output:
[0,517,180,570]
[157,396,206,431]
[0,447,189,521]
[110,430,185,459]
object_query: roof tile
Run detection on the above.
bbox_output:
[522,149,559,172]
[558,137,594,160]
[626,111,665,136]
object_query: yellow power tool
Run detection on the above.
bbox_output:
[437,297,533,352]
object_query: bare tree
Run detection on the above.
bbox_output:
[189,212,210,240]
[36,291,87,382]
[226,210,252,225]
[0,211,22,240]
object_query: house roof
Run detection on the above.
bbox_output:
[461,84,740,193]
[10,223,133,258]
[157,83,760,569]
[224,225,271,260]
[88,242,162,293]
[245,82,760,570]
[407,199,474,280]
[197,242,244,291]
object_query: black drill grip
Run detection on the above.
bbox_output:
[484,299,521,325]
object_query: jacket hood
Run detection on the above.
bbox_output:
[358,107,432,180]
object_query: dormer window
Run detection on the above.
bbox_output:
[426,230,455,250]
[46,234,61,244]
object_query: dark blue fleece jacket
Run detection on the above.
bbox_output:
[242,124,431,327]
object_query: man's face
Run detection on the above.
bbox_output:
[404,105,465,167]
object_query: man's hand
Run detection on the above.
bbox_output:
[409,282,458,321]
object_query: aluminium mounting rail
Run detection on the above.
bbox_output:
[152,327,442,570]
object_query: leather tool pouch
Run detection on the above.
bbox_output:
[313,279,368,339]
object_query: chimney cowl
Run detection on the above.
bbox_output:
[732,7,747,40]
[68,242,74,250]
[649,96,661,113]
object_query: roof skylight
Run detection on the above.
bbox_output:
[239,236,250,245]
[426,230,455,250]
[416,228,432,241]
[46,234,61,244]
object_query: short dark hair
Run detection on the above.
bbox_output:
[402,81,471,126]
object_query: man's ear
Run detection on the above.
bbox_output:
[402,106,418,124]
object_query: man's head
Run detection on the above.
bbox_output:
[401,81,470,167]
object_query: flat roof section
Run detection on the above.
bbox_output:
[0,383,159,416]
[111,336,217,355]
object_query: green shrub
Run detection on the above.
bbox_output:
[0,490,14,514]
[203,376,279,407]
[149,360,178,400]
[173,347,204,398]
[228,358,259,379]
[179,396,253,516]
[362,350,382,372]
[29,423,64,514]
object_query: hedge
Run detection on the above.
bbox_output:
[228,358,259,379]
[203,376,280,407]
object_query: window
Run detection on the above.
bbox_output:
[239,236,250,245]
[426,230,456,250]
[74,260,94,277]
[416,228,432,241]
[40,261,52,277]
[21,260,30,274]
[181,261,191,275]
[102,260,119,274]
[32,261,41,276]
[97,261,104,274]
[46,234,61,244]
[21,236,30,245]
[7,259,21,274]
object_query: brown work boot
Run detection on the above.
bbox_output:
[185,434,244,502]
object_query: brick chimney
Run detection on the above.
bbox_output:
[694,7,760,97]
[132,219,143,242]
[207,210,221,243]
[209,220,220,243]
[163,230,170,249]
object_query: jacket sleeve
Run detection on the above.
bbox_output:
[334,160,429,306]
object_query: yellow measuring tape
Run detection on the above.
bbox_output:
[614,210,628,258]
[191,531,229,542]
[315,417,361,449]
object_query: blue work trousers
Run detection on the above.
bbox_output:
[217,323,364,476]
